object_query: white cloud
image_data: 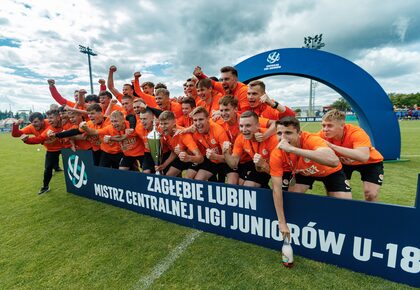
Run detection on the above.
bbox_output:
[1,0,420,112]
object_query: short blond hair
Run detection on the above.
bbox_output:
[190,106,209,118]
[110,110,124,119]
[322,109,346,122]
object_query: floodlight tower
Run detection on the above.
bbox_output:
[79,45,97,94]
[303,34,325,116]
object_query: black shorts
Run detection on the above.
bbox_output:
[120,155,144,169]
[168,157,192,171]
[295,169,352,193]
[142,151,171,173]
[99,152,123,169]
[342,162,384,186]
[238,161,271,188]
[190,157,219,175]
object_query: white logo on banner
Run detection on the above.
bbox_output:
[266,51,280,64]
[264,51,282,71]
[67,155,88,188]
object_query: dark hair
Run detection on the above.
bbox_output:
[196,78,213,89]
[85,94,99,103]
[141,81,155,88]
[98,91,112,99]
[248,80,266,92]
[58,105,67,112]
[29,112,44,122]
[155,83,167,90]
[240,110,259,122]
[209,76,219,81]
[46,109,60,116]
[276,116,300,132]
[122,95,133,101]
[219,95,238,108]
[158,110,175,121]
[181,97,196,108]
[87,103,102,112]
[220,66,238,77]
[155,88,170,98]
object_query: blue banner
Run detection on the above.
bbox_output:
[63,150,420,287]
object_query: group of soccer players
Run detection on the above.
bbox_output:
[12,64,385,239]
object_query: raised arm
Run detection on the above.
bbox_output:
[107,65,124,102]
[48,79,73,106]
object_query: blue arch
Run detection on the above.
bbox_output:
[234,48,400,160]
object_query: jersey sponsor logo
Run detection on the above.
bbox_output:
[211,139,217,145]
[67,155,88,188]
[267,51,280,64]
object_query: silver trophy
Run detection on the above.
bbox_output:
[147,119,162,175]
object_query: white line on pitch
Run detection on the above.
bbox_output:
[400,155,420,157]
[132,230,202,290]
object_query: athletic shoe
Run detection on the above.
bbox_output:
[38,186,50,195]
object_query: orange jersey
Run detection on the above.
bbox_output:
[98,121,144,156]
[20,120,49,136]
[212,80,248,111]
[85,118,110,151]
[40,125,67,152]
[232,128,279,162]
[240,103,295,120]
[69,124,92,150]
[65,100,88,110]
[318,124,384,165]
[196,91,223,116]
[162,126,198,153]
[192,121,229,163]
[168,101,183,119]
[133,78,159,108]
[102,102,124,115]
[270,131,342,177]
[176,115,193,128]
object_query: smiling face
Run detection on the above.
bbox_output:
[192,112,209,134]
[220,71,237,94]
[47,113,61,128]
[159,118,176,135]
[197,86,212,101]
[185,80,197,97]
[247,85,263,108]
[140,112,154,130]
[110,114,125,131]
[122,84,134,96]
[219,103,237,123]
[239,116,259,140]
[31,117,44,131]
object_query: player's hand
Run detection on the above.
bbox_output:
[133,71,141,78]
[179,151,188,162]
[111,98,118,104]
[211,110,221,121]
[279,222,290,241]
[174,144,181,155]
[15,119,24,125]
[98,79,105,85]
[254,132,264,142]
[222,141,232,154]
[79,121,88,131]
[278,139,294,153]
[206,148,215,159]
[155,164,166,172]
[47,79,55,86]
[79,89,87,96]
[47,130,56,138]
[339,156,355,165]
[193,66,202,77]
[253,153,264,166]
[109,65,117,72]
[260,93,275,106]
[103,135,111,143]
[20,134,29,142]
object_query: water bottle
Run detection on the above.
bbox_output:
[282,236,294,268]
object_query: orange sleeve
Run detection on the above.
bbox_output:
[97,125,111,136]
[211,80,225,95]
[170,102,183,118]
[269,149,284,177]
[20,125,35,135]
[133,78,158,108]
[182,133,198,152]
[258,117,270,128]
[306,134,328,150]
[350,129,372,148]
[216,124,229,145]
[65,99,76,107]
[232,135,244,157]
[267,134,279,151]
[236,85,249,111]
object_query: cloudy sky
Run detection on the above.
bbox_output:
[1,0,420,112]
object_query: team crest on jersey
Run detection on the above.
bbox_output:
[211,139,216,145]
[304,157,310,163]
[262,149,268,156]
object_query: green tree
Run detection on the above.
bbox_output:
[331,98,351,111]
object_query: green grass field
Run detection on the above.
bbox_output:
[0,121,419,289]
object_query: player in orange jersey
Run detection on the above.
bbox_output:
[195,78,223,120]
[223,111,279,188]
[319,110,384,201]
[177,97,196,128]
[243,80,295,120]
[158,111,204,177]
